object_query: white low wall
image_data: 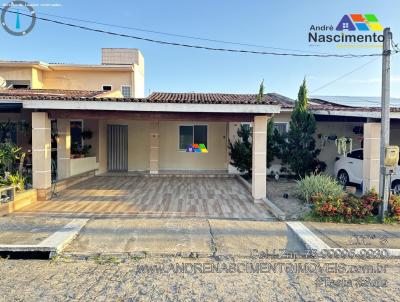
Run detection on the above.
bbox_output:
[70,157,99,176]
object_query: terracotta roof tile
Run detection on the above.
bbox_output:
[147,92,278,104]
[0,89,282,105]
[2,89,398,112]
[0,89,103,99]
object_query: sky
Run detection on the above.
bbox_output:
[0,0,399,99]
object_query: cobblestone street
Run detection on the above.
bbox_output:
[0,257,399,301]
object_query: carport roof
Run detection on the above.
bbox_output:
[2,89,399,117]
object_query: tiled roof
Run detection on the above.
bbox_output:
[308,98,400,112]
[147,92,278,104]
[2,89,398,112]
[0,89,104,100]
[0,89,282,105]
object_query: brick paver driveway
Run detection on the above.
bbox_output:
[14,176,273,220]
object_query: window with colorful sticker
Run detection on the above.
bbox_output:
[179,125,208,152]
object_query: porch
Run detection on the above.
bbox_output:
[14,175,274,220]
[30,108,272,202]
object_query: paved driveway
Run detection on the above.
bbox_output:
[14,176,273,220]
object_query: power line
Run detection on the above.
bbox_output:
[310,57,380,93]
[35,11,333,55]
[0,8,383,59]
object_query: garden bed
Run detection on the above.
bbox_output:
[0,189,37,216]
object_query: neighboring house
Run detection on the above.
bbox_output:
[0,48,144,98]
[1,48,400,202]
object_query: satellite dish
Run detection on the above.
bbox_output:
[0,76,6,88]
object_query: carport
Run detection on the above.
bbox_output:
[13,175,274,220]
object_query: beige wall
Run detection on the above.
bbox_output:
[0,67,33,85]
[42,70,132,92]
[0,62,144,97]
[133,66,145,98]
[159,121,228,170]
[102,120,150,171]
[94,120,228,172]
[31,68,44,88]
[316,121,363,176]
[70,157,99,176]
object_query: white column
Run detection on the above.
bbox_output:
[56,119,71,180]
[252,115,268,201]
[149,121,159,174]
[32,112,51,200]
[363,123,381,193]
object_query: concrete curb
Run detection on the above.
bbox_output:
[286,221,330,250]
[287,221,400,258]
[262,198,286,221]
[0,219,88,258]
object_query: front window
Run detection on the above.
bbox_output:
[179,125,207,150]
[70,120,83,154]
[102,85,112,91]
[121,85,131,98]
[273,122,288,135]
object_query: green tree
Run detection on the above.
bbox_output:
[277,78,325,177]
[256,79,264,101]
[228,124,252,176]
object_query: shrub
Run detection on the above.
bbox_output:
[0,142,23,175]
[296,174,344,203]
[312,193,344,217]
[0,172,25,191]
[310,189,381,222]
[360,189,381,216]
[389,194,400,222]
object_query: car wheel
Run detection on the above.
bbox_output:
[392,181,400,195]
[337,170,349,186]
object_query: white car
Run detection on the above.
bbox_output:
[333,148,400,195]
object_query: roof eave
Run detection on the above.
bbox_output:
[3,99,280,114]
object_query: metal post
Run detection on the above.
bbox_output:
[379,28,391,221]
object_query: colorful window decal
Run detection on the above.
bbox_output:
[186,144,208,153]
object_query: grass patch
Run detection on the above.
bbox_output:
[302,211,380,224]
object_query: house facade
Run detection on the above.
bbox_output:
[1,48,400,203]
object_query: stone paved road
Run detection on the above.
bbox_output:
[0,257,399,301]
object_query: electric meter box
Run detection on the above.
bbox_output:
[384,145,399,167]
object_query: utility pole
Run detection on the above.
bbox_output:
[379,27,392,221]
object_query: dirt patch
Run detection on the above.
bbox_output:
[267,178,311,220]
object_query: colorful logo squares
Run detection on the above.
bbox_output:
[336,14,383,31]
[186,144,208,153]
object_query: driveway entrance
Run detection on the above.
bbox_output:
[14,176,273,220]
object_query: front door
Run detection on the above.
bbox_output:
[107,125,128,171]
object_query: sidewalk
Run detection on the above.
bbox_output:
[303,221,400,249]
[63,218,305,257]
